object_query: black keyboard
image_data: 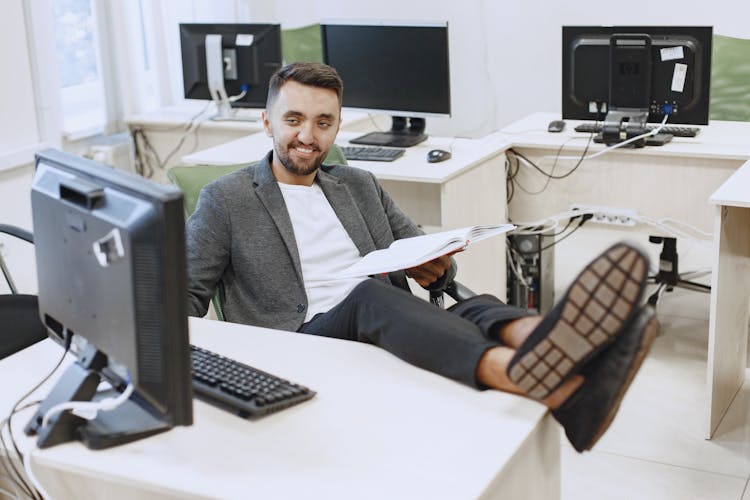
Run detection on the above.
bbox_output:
[191,345,316,417]
[574,122,700,137]
[340,145,405,162]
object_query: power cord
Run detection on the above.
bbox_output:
[19,381,135,500]
[1,338,71,500]
[41,382,133,429]
[133,100,214,178]
[549,114,670,162]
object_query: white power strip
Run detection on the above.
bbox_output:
[570,204,639,227]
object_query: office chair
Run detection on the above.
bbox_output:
[167,145,473,319]
[0,224,48,359]
[646,236,711,307]
[710,34,750,122]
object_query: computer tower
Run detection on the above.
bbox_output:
[506,233,555,315]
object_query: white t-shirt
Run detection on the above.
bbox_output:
[278,181,367,322]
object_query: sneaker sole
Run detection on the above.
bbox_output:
[508,243,648,400]
[582,313,659,451]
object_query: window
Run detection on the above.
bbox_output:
[52,0,107,139]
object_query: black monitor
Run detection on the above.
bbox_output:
[562,26,712,145]
[321,21,451,147]
[180,23,283,120]
[24,149,193,450]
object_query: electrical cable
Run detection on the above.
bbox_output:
[41,382,134,429]
[22,450,49,500]
[656,217,713,239]
[0,485,18,500]
[133,100,213,178]
[1,341,70,500]
[508,127,595,181]
[536,214,590,252]
[510,214,590,254]
[505,119,597,203]
[0,409,28,500]
[549,114,670,162]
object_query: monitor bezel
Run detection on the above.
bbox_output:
[562,25,713,125]
[27,149,193,448]
[320,19,452,119]
[179,23,283,109]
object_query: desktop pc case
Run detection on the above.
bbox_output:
[507,233,555,315]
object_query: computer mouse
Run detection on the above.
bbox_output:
[427,149,452,163]
[547,120,566,133]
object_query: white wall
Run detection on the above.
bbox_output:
[0,164,37,294]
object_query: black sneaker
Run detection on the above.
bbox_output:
[552,306,659,452]
[507,242,649,399]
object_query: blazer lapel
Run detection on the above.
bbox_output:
[253,153,304,283]
[316,169,377,257]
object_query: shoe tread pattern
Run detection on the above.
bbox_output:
[508,244,648,399]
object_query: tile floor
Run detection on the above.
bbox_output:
[559,284,750,500]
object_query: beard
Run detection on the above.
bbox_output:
[274,138,327,177]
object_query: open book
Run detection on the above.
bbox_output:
[337,224,515,278]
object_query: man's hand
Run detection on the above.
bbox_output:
[405,252,455,288]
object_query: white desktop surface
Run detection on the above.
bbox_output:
[502,112,750,161]
[710,158,750,208]
[182,130,512,184]
[2,317,558,500]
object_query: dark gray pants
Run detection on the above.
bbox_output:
[298,279,530,388]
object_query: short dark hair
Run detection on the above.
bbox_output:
[266,62,344,110]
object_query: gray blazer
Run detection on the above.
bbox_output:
[186,152,456,331]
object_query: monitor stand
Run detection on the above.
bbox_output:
[24,344,171,450]
[210,100,261,123]
[597,108,672,147]
[350,116,428,148]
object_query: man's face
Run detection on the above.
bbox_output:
[262,80,341,183]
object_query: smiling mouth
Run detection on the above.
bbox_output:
[292,145,319,159]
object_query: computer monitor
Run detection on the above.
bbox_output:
[562,26,712,145]
[321,21,451,147]
[180,23,283,120]
[24,149,193,450]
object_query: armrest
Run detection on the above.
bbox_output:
[429,280,476,308]
[0,224,33,244]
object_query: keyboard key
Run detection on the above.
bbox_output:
[340,146,405,162]
[574,122,700,137]
[191,345,315,417]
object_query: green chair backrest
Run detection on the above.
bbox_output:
[166,144,348,321]
[710,34,750,122]
[167,163,252,218]
[281,24,323,64]
[167,163,250,321]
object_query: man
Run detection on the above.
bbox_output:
[186,62,658,452]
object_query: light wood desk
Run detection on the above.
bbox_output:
[2,317,559,500]
[503,112,750,235]
[503,113,750,439]
[181,131,511,299]
[125,103,373,183]
[707,159,750,438]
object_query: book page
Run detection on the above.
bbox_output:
[336,224,514,279]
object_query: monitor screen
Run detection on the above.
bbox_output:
[180,23,282,109]
[321,21,451,147]
[26,149,192,449]
[562,26,712,125]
